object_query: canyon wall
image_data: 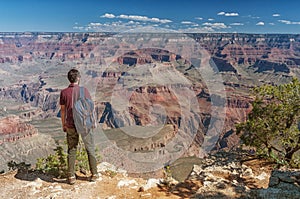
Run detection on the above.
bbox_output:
[0,32,299,162]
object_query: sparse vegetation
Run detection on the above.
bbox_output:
[36,143,68,178]
[36,139,101,178]
[161,165,173,188]
[102,169,117,178]
[237,78,300,168]
[8,161,31,172]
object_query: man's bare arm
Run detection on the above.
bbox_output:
[60,105,67,132]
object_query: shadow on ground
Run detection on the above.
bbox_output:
[9,161,90,184]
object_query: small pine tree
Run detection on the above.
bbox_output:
[237,78,300,167]
[36,139,100,177]
[36,143,68,178]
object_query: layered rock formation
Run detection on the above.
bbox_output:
[0,32,299,168]
[0,116,37,144]
[0,116,55,172]
[0,32,299,73]
[0,32,109,64]
[0,79,60,119]
[95,48,250,157]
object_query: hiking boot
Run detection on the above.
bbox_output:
[90,173,99,182]
[68,176,76,185]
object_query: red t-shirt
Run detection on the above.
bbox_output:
[59,83,91,128]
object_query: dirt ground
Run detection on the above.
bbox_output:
[0,169,179,199]
[0,158,275,199]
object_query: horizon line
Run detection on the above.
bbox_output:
[0,31,300,36]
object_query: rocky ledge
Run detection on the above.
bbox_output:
[0,152,299,198]
[168,151,300,199]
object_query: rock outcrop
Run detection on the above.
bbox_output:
[169,152,300,199]
[0,152,299,198]
[253,170,300,199]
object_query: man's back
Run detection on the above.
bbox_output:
[60,83,91,129]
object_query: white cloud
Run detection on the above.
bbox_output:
[245,15,260,19]
[117,14,172,23]
[225,13,239,17]
[178,26,215,33]
[123,26,177,33]
[208,18,215,21]
[73,21,143,32]
[256,22,265,26]
[230,23,244,26]
[89,22,102,26]
[195,17,203,20]
[74,20,232,33]
[203,22,228,29]
[128,20,139,24]
[272,14,280,17]
[73,20,178,33]
[181,21,193,24]
[218,12,239,17]
[101,13,116,18]
[278,20,300,25]
[73,26,85,31]
[100,13,172,23]
[269,23,275,26]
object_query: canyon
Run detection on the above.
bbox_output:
[0,32,299,173]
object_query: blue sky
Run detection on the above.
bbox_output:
[1,0,300,33]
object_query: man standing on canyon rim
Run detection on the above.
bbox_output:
[60,68,99,184]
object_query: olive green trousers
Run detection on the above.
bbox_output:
[66,128,98,177]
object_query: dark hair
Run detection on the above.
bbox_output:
[67,68,81,83]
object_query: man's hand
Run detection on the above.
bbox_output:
[63,124,67,132]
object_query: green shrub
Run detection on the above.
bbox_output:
[237,78,300,168]
[36,144,68,178]
[36,139,100,178]
[8,161,31,172]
